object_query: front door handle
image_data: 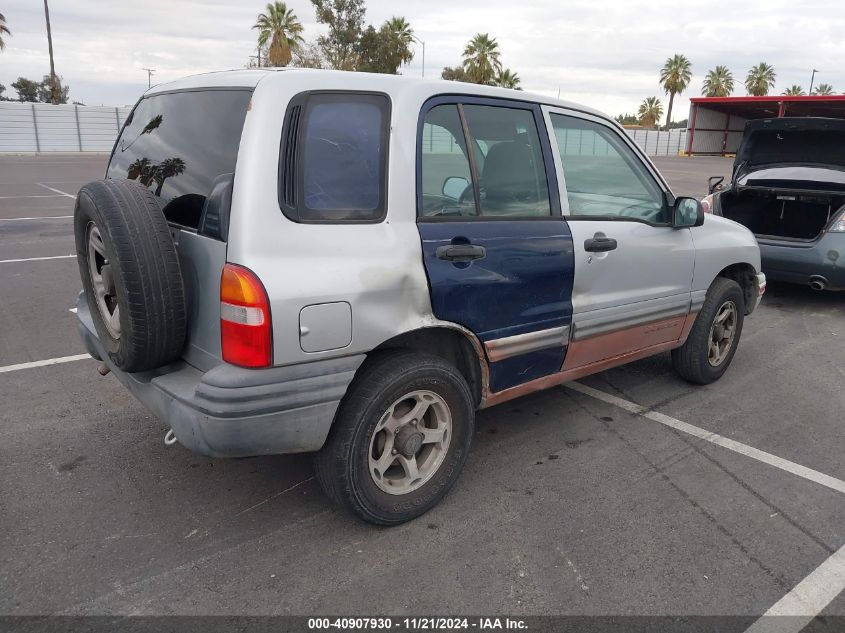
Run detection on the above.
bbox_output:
[584,235,618,253]
[436,244,487,262]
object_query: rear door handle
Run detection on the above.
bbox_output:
[584,235,618,253]
[436,244,487,262]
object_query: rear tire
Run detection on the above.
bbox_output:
[315,351,475,525]
[74,179,186,372]
[672,277,745,385]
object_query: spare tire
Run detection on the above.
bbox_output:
[74,179,187,372]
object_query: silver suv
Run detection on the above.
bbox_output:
[74,69,765,524]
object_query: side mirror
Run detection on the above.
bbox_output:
[442,176,469,201]
[673,196,704,228]
[708,176,725,194]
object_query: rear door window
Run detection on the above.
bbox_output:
[419,104,475,217]
[108,89,252,229]
[280,93,390,223]
[462,105,551,217]
[419,102,553,219]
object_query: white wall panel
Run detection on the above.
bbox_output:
[0,102,132,153]
[0,102,40,152]
[2,102,691,157]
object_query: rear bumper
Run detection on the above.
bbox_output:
[759,234,845,290]
[76,294,364,457]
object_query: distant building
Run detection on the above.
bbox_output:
[686,95,845,155]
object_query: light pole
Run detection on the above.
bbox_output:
[411,34,425,78]
[809,69,818,95]
[142,68,155,89]
[43,0,59,104]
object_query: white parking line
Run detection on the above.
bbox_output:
[568,382,845,626]
[567,382,845,496]
[0,354,90,374]
[36,183,77,199]
[0,215,73,221]
[744,543,845,632]
[0,254,76,264]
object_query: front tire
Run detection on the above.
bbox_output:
[315,351,475,525]
[672,277,745,385]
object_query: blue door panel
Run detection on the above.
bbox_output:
[418,220,575,391]
[417,96,575,394]
[419,220,574,341]
[488,348,566,392]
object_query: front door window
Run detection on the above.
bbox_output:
[550,114,667,224]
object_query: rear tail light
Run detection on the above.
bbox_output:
[701,194,714,214]
[220,264,272,368]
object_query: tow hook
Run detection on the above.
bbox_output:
[164,429,178,446]
[97,362,110,376]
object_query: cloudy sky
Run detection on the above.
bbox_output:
[0,0,842,123]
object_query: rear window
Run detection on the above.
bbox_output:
[108,89,251,229]
[280,92,390,223]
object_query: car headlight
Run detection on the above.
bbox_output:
[830,209,845,232]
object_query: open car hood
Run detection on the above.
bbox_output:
[734,117,845,181]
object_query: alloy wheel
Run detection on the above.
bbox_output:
[86,222,121,339]
[368,390,452,495]
[707,300,737,366]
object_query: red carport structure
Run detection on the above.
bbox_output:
[686,95,845,155]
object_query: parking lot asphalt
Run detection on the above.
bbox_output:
[651,155,731,198]
[1,154,843,624]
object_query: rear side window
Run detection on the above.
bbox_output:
[280,92,390,223]
[108,89,251,229]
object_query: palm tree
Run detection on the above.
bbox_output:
[637,97,663,129]
[782,85,805,96]
[701,66,734,97]
[122,114,163,151]
[253,1,304,67]
[812,83,834,96]
[386,16,413,47]
[745,62,776,96]
[0,12,11,50]
[154,158,187,196]
[492,68,520,89]
[659,54,691,130]
[385,16,414,68]
[127,158,155,185]
[462,33,502,85]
